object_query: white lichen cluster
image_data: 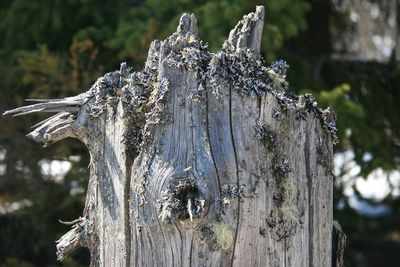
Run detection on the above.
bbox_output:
[207,49,289,98]
[221,183,244,205]
[164,36,210,73]
[254,119,278,151]
[157,178,206,223]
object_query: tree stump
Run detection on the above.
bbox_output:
[4,6,338,267]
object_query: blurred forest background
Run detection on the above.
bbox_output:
[0,0,399,266]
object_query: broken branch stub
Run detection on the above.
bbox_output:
[3,5,340,266]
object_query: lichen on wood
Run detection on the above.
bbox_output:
[254,119,278,151]
[157,177,206,223]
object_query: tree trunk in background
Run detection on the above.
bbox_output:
[332,0,399,62]
[4,6,339,267]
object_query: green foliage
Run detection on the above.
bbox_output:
[18,39,102,98]
[106,0,310,64]
[320,61,400,174]
[312,83,365,148]
[0,0,399,266]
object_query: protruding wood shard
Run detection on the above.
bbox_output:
[333,220,347,267]
[177,13,198,35]
[3,5,339,267]
[224,5,265,53]
[56,217,87,261]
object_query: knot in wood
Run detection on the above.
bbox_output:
[157,177,207,224]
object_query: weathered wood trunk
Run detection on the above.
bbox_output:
[4,6,339,267]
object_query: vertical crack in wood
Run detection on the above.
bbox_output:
[228,87,241,266]
[284,238,287,267]
[188,97,197,264]
[101,111,107,265]
[124,158,133,266]
[205,91,222,202]
[257,96,262,117]
[93,170,99,266]
[189,234,194,266]
[305,121,314,267]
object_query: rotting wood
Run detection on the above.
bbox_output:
[3,5,343,267]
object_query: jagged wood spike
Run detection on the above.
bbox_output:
[25,98,63,102]
[3,92,89,117]
[177,13,198,35]
[30,112,72,132]
[12,108,46,117]
[43,124,73,145]
[30,112,71,129]
[36,106,80,113]
[223,5,265,53]
[56,217,86,261]
[59,217,84,225]
[4,102,79,116]
[44,119,73,134]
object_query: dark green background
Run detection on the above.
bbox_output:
[0,0,399,266]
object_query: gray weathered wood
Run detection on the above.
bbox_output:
[3,6,339,266]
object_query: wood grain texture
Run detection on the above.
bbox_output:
[4,5,338,267]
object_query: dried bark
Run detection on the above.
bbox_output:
[4,6,340,267]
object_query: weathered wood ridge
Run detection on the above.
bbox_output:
[4,6,339,267]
